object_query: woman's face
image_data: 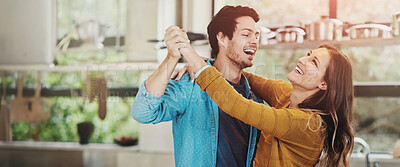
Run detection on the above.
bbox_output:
[288,48,331,91]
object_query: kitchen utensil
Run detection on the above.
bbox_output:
[76,20,107,49]
[27,72,51,123]
[348,24,392,39]
[98,77,107,120]
[82,75,100,103]
[307,16,343,41]
[10,73,29,122]
[114,136,138,146]
[77,121,94,144]
[0,74,11,141]
[275,26,306,43]
[392,12,400,37]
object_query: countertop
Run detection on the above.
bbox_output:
[0,141,139,152]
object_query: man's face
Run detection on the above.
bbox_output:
[225,16,259,69]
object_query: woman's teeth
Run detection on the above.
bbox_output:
[295,66,304,75]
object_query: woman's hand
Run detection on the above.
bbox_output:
[171,56,211,82]
[179,46,208,73]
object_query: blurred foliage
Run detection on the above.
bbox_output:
[8,58,140,143]
[8,0,140,144]
[57,0,126,39]
[12,71,138,143]
[11,96,139,143]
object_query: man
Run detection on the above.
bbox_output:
[131,5,263,167]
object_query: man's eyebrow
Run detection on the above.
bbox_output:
[241,28,255,32]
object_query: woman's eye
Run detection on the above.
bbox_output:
[312,60,317,66]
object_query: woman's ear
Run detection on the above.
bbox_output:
[318,82,328,90]
[217,32,228,47]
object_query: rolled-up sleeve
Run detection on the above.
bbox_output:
[131,76,193,124]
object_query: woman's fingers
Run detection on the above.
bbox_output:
[188,67,195,82]
[171,70,179,80]
[172,64,196,82]
[201,56,212,62]
[175,67,187,81]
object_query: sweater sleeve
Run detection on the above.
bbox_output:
[242,70,292,108]
[197,67,303,138]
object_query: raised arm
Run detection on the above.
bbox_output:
[145,26,190,96]
[131,26,192,124]
[242,71,292,108]
[196,66,302,138]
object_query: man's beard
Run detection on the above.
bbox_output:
[226,44,252,69]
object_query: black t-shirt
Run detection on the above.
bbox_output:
[216,76,251,167]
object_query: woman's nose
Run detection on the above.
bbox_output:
[298,56,308,65]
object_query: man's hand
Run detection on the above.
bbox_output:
[164,26,190,59]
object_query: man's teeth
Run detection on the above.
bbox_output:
[295,66,304,75]
[244,49,255,55]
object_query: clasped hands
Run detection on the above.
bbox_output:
[164,26,208,81]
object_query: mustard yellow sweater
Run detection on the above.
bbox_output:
[196,67,325,167]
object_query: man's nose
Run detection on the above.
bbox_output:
[250,35,259,45]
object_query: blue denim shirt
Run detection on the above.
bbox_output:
[131,60,263,167]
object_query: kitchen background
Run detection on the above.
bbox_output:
[0,0,400,166]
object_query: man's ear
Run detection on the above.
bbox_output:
[318,82,327,90]
[217,32,228,48]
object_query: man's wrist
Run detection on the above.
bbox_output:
[166,53,181,62]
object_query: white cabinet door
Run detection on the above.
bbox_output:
[0,0,56,65]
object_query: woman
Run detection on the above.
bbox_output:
[178,44,354,166]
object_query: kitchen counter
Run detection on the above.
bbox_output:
[0,141,139,151]
[0,141,174,167]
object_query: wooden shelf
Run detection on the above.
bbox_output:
[1,82,399,97]
[0,62,186,72]
[260,37,400,50]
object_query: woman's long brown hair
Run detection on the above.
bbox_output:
[298,44,354,167]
